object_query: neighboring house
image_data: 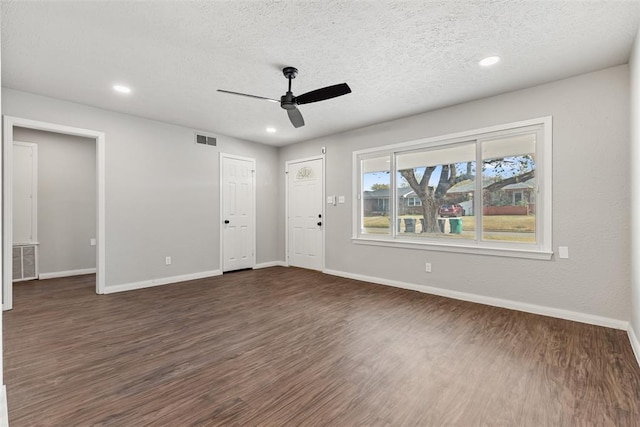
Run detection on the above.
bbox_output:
[362,188,391,216]
[501,179,536,207]
[446,178,536,214]
[363,187,426,216]
[363,177,535,217]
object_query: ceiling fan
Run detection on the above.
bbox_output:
[217,67,351,128]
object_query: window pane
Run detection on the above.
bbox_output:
[361,156,391,235]
[481,133,536,243]
[396,144,475,239]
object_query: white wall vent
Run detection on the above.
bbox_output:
[13,244,38,282]
[195,133,217,146]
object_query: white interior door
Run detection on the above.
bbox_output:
[221,154,255,272]
[13,142,38,245]
[287,157,324,271]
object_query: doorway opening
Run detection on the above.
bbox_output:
[3,116,106,310]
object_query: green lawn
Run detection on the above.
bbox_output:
[463,215,535,232]
[362,215,535,242]
[364,216,394,228]
[363,215,534,232]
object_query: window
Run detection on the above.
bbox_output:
[513,192,523,204]
[481,134,536,243]
[395,142,476,239]
[360,155,391,235]
[407,197,422,206]
[353,117,552,259]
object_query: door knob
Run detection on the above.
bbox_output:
[224,220,230,224]
[317,221,322,226]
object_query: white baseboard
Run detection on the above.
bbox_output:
[253,261,287,269]
[39,268,97,280]
[0,385,8,427]
[103,270,222,294]
[629,325,640,368]
[323,269,629,331]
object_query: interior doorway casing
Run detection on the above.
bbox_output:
[3,116,106,310]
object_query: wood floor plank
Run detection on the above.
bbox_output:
[4,267,640,426]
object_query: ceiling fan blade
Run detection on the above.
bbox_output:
[217,89,279,103]
[296,83,351,105]
[287,107,305,128]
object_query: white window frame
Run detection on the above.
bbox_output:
[352,117,553,260]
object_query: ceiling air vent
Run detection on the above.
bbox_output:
[195,133,217,146]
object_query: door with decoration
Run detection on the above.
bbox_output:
[287,157,324,270]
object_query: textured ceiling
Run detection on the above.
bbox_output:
[2,0,640,146]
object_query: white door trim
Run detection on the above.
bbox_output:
[285,155,325,271]
[219,153,256,272]
[3,116,106,310]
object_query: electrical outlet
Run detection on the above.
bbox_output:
[165,256,172,265]
[90,238,96,246]
[425,262,431,273]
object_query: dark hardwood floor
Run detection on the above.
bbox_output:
[4,267,640,426]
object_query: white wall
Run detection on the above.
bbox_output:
[13,128,96,276]
[280,65,631,324]
[630,29,640,349]
[2,89,281,288]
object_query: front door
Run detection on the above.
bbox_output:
[221,154,255,272]
[287,157,324,271]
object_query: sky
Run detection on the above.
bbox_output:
[363,165,464,191]
[363,156,534,191]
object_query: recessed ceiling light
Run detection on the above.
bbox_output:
[266,127,276,133]
[479,56,500,67]
[113,84,131,94]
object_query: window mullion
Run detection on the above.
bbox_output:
[535,127,543,249]
[359,158,364,236]
[390,152,397,239]
[475,140,482,243]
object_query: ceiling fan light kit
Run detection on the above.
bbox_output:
[218,66,352,128]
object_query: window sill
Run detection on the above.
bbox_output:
[352,236,553,260]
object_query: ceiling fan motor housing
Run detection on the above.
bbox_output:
[281,92,296,110]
